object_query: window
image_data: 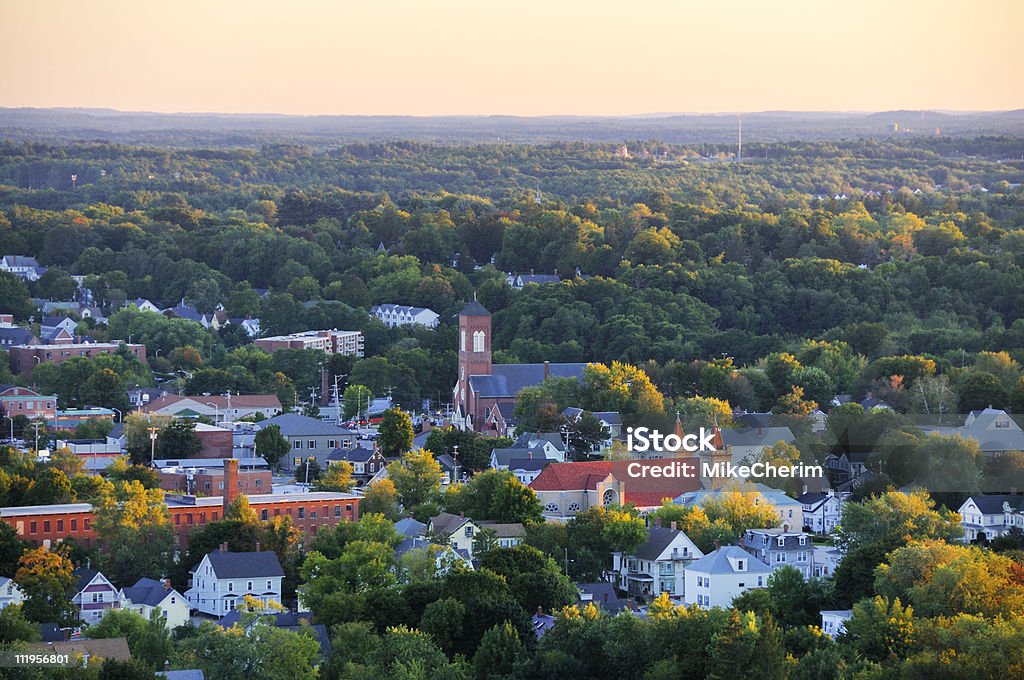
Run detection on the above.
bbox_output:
[43,521,50,533]
[465,525,474,536]
[777,537,785,547]
[57,520,63,532]
[311,510,317,519]
[568,502,581,512]
[261,509,268,521]
[737,560,745,571]
[308,440,316,450]
[294,441,302,449]
[29,522,36,534]
[334,505,341,518]
[247,581,253,591]
[799,536,807,546]
[603,489,615,506]
[544,503,559,513]
[473,330,485,353]
[776,553,785,563]
[328,440,336,449]
[71,519,77,531]
[298,507,305,519]
[267,580,272,590]
[757,576,763,587]
[228,583,233,592]
[345,504,352,512]
[254,479,261,488]
[460,329,466,352]
[293,457,301,466]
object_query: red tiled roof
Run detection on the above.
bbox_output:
[529,459,703,509]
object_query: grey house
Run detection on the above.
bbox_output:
[257,413,355,472]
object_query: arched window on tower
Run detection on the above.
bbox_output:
[473,330,485,353]
[460,329,466,352]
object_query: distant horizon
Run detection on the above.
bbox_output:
[3,1,1021,116]
[3,105,1022,119]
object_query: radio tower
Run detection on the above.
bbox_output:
[737,113,743,162]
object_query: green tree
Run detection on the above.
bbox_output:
[88,608,173,670]
[472,622,526,680]
[173,619,320,680]
[442,469,543,524]
[80,368,130,412]
[843,596,916,663]
[343,384,374,420]
[378,408,413,456]
[0,604,40,643]
[253,424,289,471]
[361,479,400,520]
[387,449,442,514]
[834,489,963,554]
[580,361,664,426]
[156,420,201,459]
[957,371,1010,412]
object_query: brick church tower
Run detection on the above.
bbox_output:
[454,298,492,426]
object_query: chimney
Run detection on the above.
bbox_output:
[222,459,239,515]
[254,541,260,553]
[164,579,171,590]
[653,517,662,528]
[459,511,464,518]
[530,268,535,275]
[670,521,677,531]
[219,542,228,553]
[713,539,721,551]
[543,361,550,381]
[536,606,543,617]
[802,484,808,495]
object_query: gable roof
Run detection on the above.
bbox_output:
[122,577,178,607]
[632,526,696,562]
[476,521,526,538]
[70,567,109,595]
[327,446,377,463]
[513,432,568,452]
[394,517,426,538]
[470,363,587,398]
[429,511,472,535]
[686,545,772,574]
[204,550,284,579]
[967,494,1024,514]
[30,637,131,662]
[508,458,552,472]
[259,413,354,437]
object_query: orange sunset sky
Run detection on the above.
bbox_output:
[1,0,1021,116]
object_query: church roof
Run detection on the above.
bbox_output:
[459,299,491,317]
[469,363,587,398]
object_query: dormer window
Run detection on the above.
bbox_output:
[737,560,745,571]
[777,537,785,547]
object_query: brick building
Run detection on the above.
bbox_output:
[0,385,57,423]
[157,458,272,496]
[254,329,364,357]
[0,459,360,551]
[9,342,147,375]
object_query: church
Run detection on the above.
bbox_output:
[452,299,588,432]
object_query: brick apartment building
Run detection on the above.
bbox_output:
[254,329,364,357]
[0,460,360,551]
[158,458,272,496]
[9,342,147,375]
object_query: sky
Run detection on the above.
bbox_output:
[1,0,1022,116]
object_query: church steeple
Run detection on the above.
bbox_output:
[455,296,492,422]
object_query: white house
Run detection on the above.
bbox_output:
[612,525,703,600]
[797,492,843,534]
[370,304,440,329]
[121,578,190,629]
[185,547,284,617]
[957,495,1024,542]
[683,545,772,609]
[813,545,842,579]
[0,577,25,610]
[720,427,796,466]
[510,432,567,462]
[70,568,125,625]
[821,609,853,638]
[741,528,816,579]
[0,255,45,281]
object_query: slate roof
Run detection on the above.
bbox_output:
[576,582,626,613]
[327,446,377,463]
[476,521,526,538]
[508,458,551,472]
[633,526,692,562]
[491,448,533,467]
[395,536,435,558]
[564,407,622,426]
[3,255,40,268]
[259,413,354,437]
[796,492,830,506]
[459,299,491,317]
[30,637,131,662]
[515,274,561,286]
[122,577,175,607]
[470,364,587,398]
[429,512,471,536]
[686,545,772,574]
[968,494,1024,514]
[675,483,802,508]
[204,550,284,579]
[394,517,426,538]
[69,567,103,595]
[164,304,203,322]
[371,304,437,316]
[0,327,35,346]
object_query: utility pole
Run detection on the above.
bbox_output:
[451,444,460,485]
[148,427,159,464]
[332,374,346,426]
[31,422,41,453]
